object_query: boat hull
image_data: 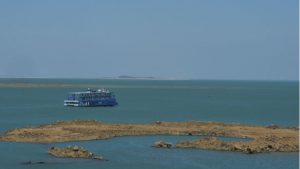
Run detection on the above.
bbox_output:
[64,99,117,107]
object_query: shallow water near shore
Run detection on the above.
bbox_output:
[0,136,298,169]
[0,78,298,169]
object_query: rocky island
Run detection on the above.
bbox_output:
[48,146,104,160]
[0,120,298,154]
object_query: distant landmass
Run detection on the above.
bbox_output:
[101,75,181,80]
[117,75,155,79]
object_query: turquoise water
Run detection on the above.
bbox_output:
[0,79,298,169]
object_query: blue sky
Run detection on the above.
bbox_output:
[0,0,298,80]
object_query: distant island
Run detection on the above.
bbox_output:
[101,75,158,80]
[106,75,190,80]
[117,75,155,79]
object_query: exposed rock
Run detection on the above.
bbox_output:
[153,141,173,148]
[73,146,79,151]
[266,124,280,129]
[155,121,162,125]
[21,161,46,165]
[48,146,104,160]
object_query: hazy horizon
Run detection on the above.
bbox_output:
[0,76,298,82]
[0,0,298,81]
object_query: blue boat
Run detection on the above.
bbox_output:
[64,88,118,107]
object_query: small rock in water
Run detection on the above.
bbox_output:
[21,161,46,165]
[152,141,173,148]
[93,156,104,160]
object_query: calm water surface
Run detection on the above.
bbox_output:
[0,79,298,169]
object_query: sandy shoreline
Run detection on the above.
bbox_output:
[0,120,298,154]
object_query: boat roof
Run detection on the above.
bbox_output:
[68,89,111,94]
